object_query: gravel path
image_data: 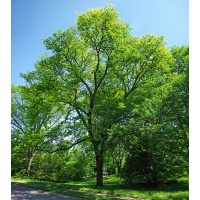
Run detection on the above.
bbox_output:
[11,184,84,200]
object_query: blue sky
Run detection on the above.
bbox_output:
[12,0,189,85]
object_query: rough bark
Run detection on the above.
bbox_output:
[95,152,104,187]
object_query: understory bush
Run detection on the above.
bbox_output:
[121,130,188,187]
[30,147,95,182]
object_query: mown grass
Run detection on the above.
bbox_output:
[11,175,189,200]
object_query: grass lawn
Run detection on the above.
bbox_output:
[11,175,189,200]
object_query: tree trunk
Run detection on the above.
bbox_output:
[95,152,104,187]
[117,163,121,174]
[27,148,35,177]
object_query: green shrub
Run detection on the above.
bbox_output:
[30,147,95,182]
[121,131,188,187]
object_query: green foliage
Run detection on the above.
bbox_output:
[11,84,67,177]
[12,5,188,187]
[31,147,95,182]
[121,129,188,187]
[121,45,189,187]
[11,151,27,177]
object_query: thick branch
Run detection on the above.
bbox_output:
[94,49,100,89]
[75,107,88,129]
[39,137,88,153]
[96,62,109,90]
[125,62,147,99]
[79,76,92,97]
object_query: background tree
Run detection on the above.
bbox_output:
[160,45,189,149]
[20,5,173,186]
[121,45,189,187]
[11,84,65,176]
[104,124,128,174]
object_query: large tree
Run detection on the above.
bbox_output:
[21,5,173,186]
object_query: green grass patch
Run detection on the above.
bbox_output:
[12,175,189,200]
